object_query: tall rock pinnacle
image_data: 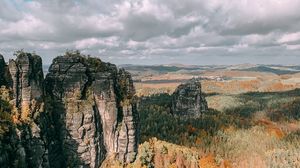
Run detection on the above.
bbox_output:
[7,52,49,167]
[44,52,139,167]
[172,79,208,117]
[8,52,44,121]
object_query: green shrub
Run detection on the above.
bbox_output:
[224,105,257,118]
[0,99,13,139]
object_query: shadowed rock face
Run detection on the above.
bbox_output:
[0,54,6,86]
[172,79,208,117]
[0,54,11,87]
[0,52,139,168]
[6,52,49,167]
[44,53,139,167]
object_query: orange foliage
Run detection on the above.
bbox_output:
[239,80,260,90]
[168,163,177,168]
[195,137,202,145]
[199,154,218,168]
[12,114,20,124]
[257,119,273,126]
[264,82,294,92]
[188,124,197,134]
[223,126,236,133]
[267,127,285,139]
[221,160,232,168]
[202,80,261,94]
[257,119,285,139]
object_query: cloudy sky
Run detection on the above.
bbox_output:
[1,0,300,65]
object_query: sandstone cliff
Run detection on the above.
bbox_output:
[0,51,139,168]
[0,54,11,87]
[171,79,208,117]
[8,52,45,121]
[0,52,49,167]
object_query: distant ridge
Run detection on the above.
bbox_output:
[236,65,300,75]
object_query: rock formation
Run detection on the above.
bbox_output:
[171,79,208,117]
[8,52,45,121]
[0,54,6,86]
[9,52,49,167]
[0,54,11,87]
[0,51,139,168]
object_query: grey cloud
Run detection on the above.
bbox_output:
[121,13,172,41]
[0,0,300,65]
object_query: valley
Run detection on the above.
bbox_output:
[116,64,300,168]
[1,54,300,168]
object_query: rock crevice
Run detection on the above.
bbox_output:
[0,52,49,168]
[0,51,139,168]
[44,53,139,167]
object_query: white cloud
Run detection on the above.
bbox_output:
[0,0,300,65]
[0,14,53,40]
[285,44,300,50]
[75,37,119,49]
[278,32,300,44]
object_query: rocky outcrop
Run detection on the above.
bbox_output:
[44,52,139,167]
[0,54,6,86]
[0,52,48,168]
[8,52,44,121]
[171,79,208,117]
[0,54,11,87]
[8,52,49,167]
[0,51,139,168]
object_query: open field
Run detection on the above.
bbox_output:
[124,64,300,96]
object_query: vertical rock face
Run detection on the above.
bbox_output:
[0,54,11,87]
[8,52,44,120]
[0,51,139,168]
[0,54,7,86]
[6,52,48,168]
[44,53,139,167]
[172,79,208,117]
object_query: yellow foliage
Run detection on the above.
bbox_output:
[168,163,177,168]
[21,102,31,122]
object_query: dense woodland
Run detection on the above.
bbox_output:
[133,89,300,167]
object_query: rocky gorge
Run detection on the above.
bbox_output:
[0,51,139,168]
